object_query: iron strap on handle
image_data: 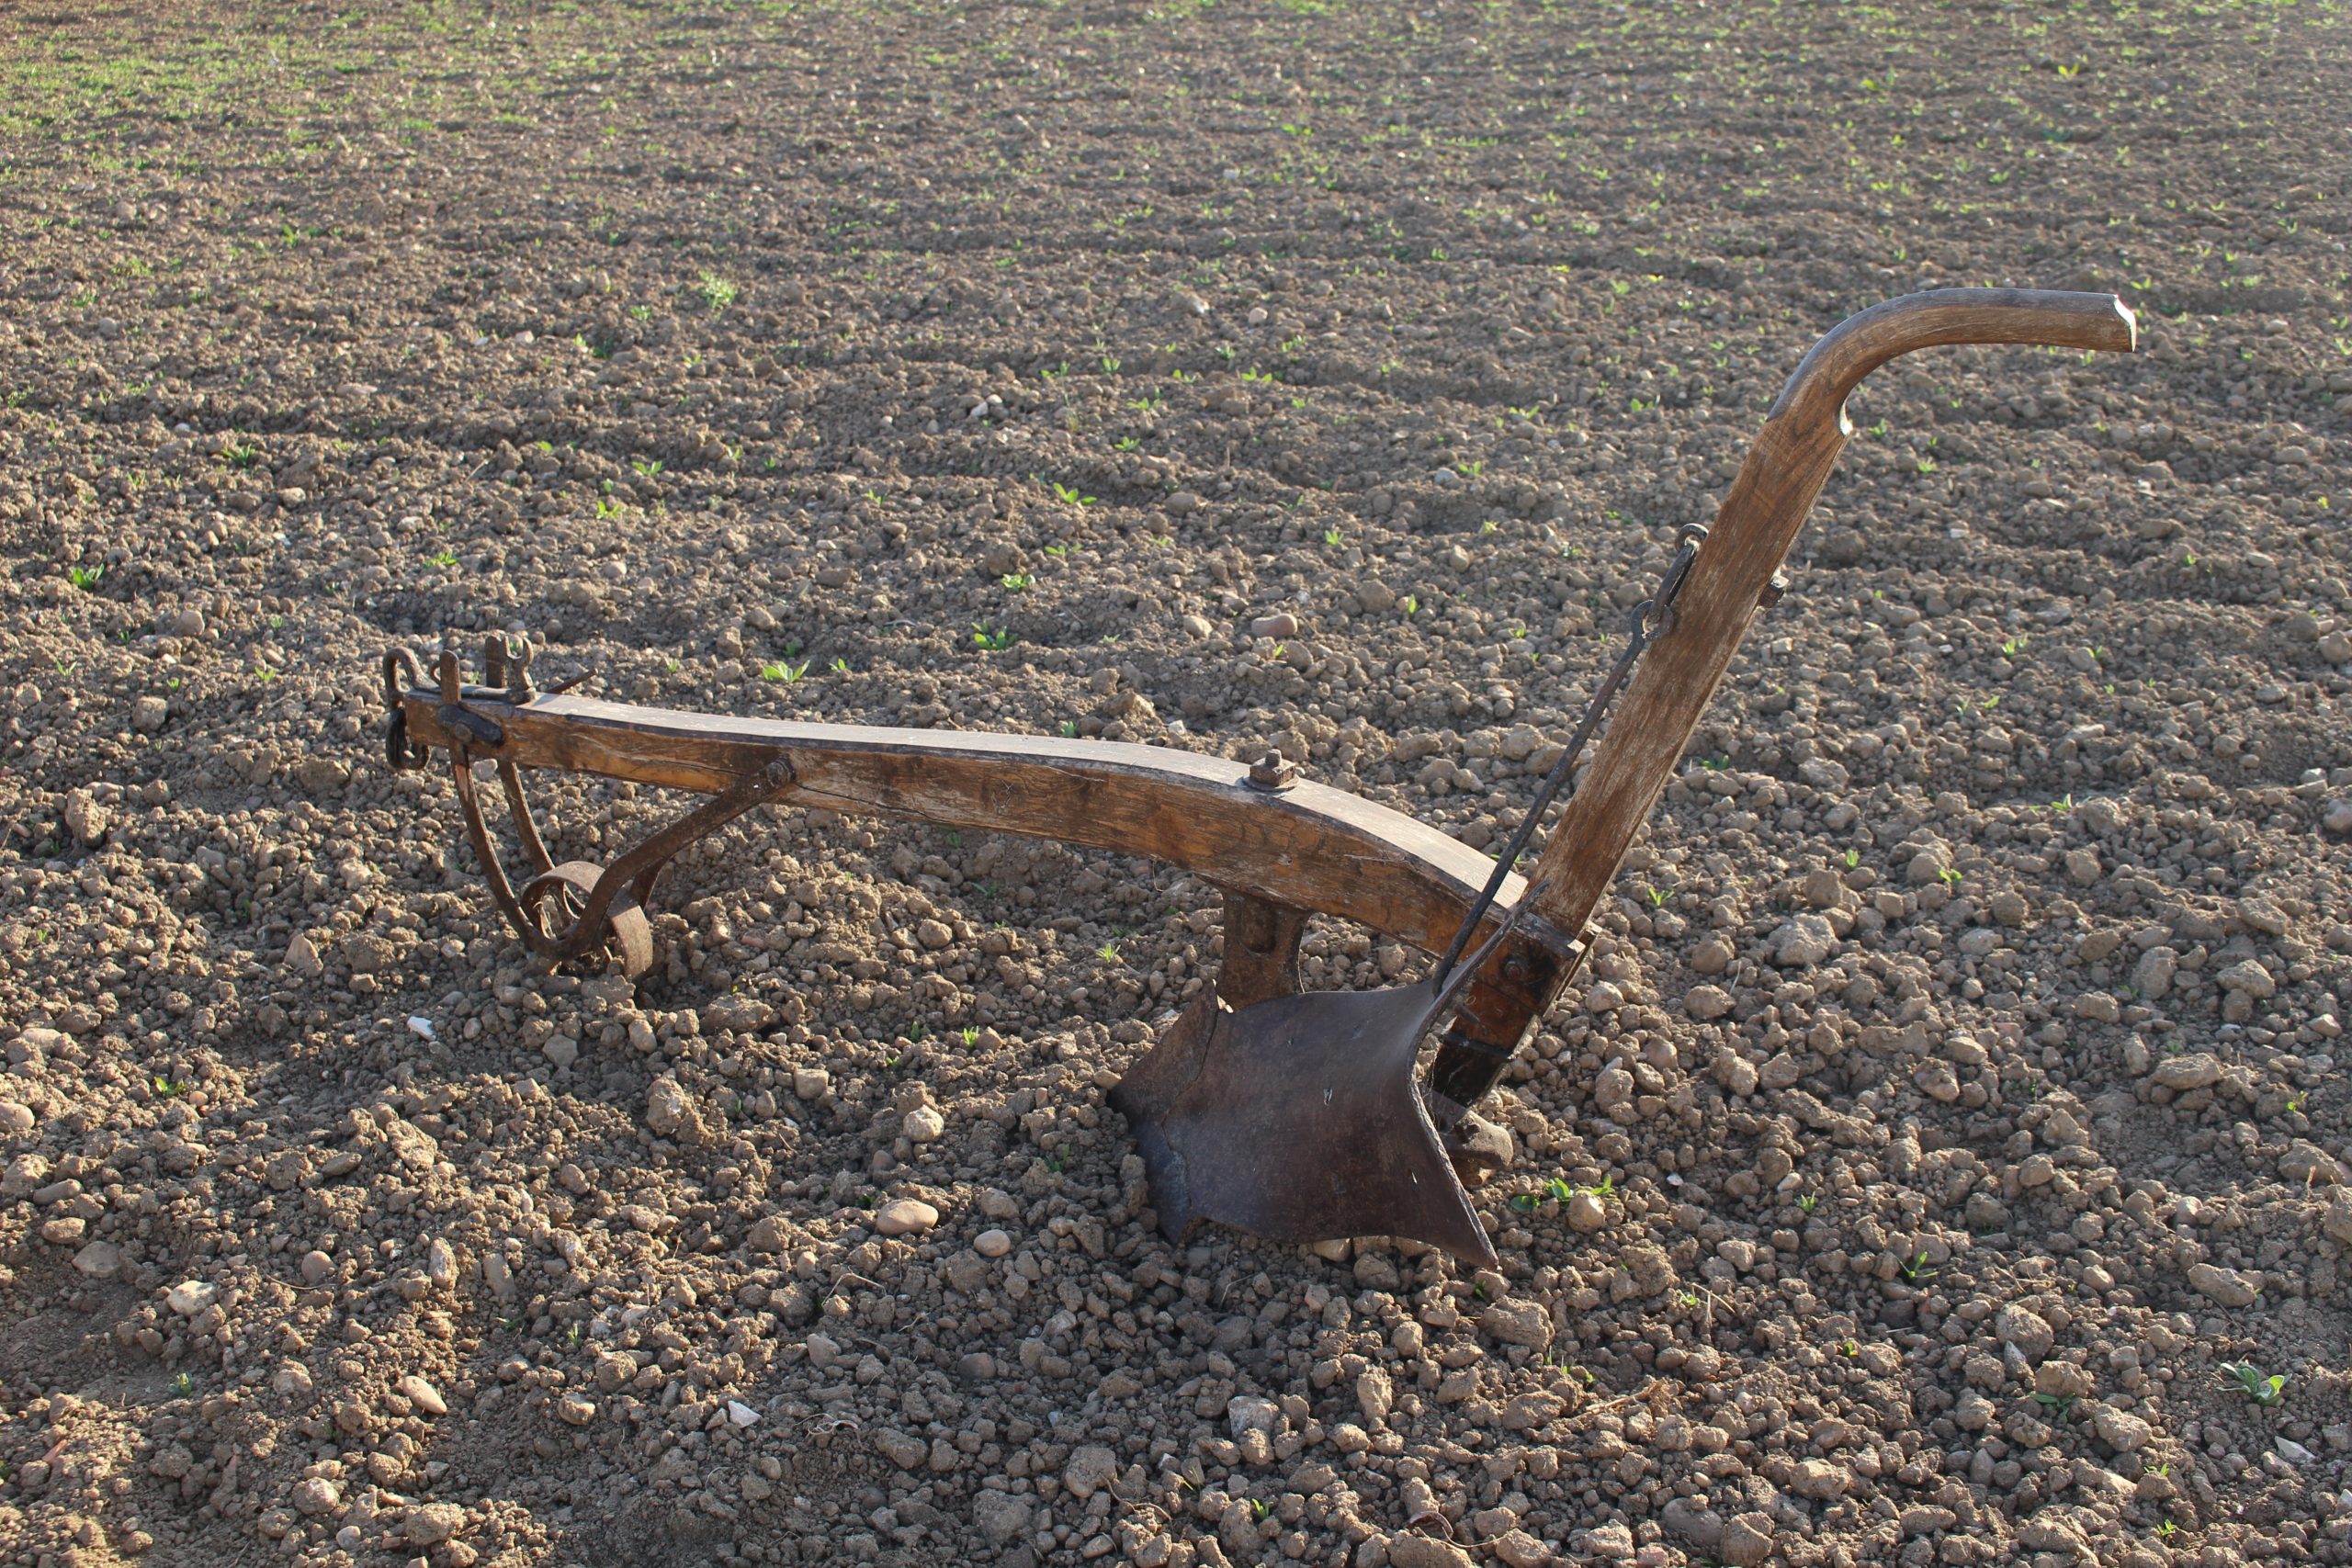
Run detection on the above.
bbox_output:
[1430,522,1706,986]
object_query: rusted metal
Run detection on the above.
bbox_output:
[1244,753,1297,792]
[1110,907,1526,1264]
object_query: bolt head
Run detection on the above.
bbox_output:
[1245,753,1297,791]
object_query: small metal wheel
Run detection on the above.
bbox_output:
[519,860,655,978]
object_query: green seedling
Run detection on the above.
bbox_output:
[172,1372,193,1395]
[1841,848,1860,870]
[67,565,105,591]
[2221,1361,2286,1407]
[1937,866,1963,887]
[1324,528,1343,548]
[960,1027,980,1046]
[1001,573,1034,592]
[2034,1392,2076,1419]
[1899,1250,1938,1282]
[1098,942,1122,963]
[830,658,853,675]
[1400,594,1419,616]
[761,660,808,683]
[1798,1192,1818,1214]
[1049,481,1097,507]
[972,624,1013,651]
[695,272,737,312]
[152,1075,188,1098]
[428,549,458,568]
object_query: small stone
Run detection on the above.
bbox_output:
[164,605,207,638]
[2215,958,2277,998]
[285,933,324,979]
[1660,1499,1724,1552]
[645,1077,694,1137]
[1995,1305,2055,1361]
[300,1249,334,1286]
[974,1227,1014,1258]
[1769,915,1838,967]
[2035,1360,2094,1399]
[542,1034,579,1070]
[292,1477,343,1517]
[555,1393,596,1426]
[1572,1522,1634,1560]
[1386,1535,1476,1568]
[793,1066,831,1100]
[406,1503,465,1547]
[1179,614,1214,641]
[1566,1192,1608,1233]
[1491,1529,1555,1568]
[1905,844,1952,886]
[72,1240,120,1278]
[1685,985,1733,1021]
[1354,578,1396,613]
[1227,1396,1280,1439]
[166,1280,218,1316]
[0,1100,32,1137]
[1064,1442,1120,1499]
[727,1399,759,1427]
[1690,935,1734,975]
[2282,1141,2346,1185]
[903,1105,946,1143]
[63,790,108,845]
[397,1375,447,1416]
[875,1438,926,1476]
[2152,1052,2222,1090]
[1713,1052,1759,1097]
[2095,1405,2154,1453]
[915,918,954,951]
[1790,1459,1849,1500]
[873,1199,939,1236]
[973,1489,1033,1544]
[1719,1512,1774,1568]
[1249,612,1299,641]
[2188,1262,2260,1307]
[1355,1368,1395,1425]
[1477,1298,1552,1349]
[133,695,169,732]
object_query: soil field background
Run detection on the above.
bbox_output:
[3,2,2351,1567]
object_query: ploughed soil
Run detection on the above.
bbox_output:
[3,3,2350,1568]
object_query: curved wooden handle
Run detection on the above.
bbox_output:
[1429,288,2138,1106]
[1770,288,2137,431]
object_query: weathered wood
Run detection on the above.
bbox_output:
[400,689,1576,1003]
[1426,288,2136,1107]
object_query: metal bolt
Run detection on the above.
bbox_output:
[1758,570,1792,610]
[1245,753,1297,792]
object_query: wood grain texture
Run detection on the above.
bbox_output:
[401,689,1575,998]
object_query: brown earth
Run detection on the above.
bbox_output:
[3,3,2351,1568]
